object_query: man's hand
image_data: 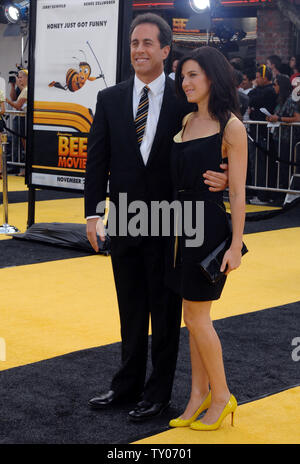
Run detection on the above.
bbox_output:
[266,114,279,123]
[86,217,105,252]
[203,163,229,192]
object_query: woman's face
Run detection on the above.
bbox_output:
[181,60,211,104]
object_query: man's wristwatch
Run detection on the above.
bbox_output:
[278,116,282,121]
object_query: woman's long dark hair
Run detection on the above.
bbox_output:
[175,46,241,135]
[275,74,292,107]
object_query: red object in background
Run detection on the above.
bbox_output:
[133,1,174,7]
[220,0,272,5]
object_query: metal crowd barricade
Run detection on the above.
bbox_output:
[0,130,19,234]
[245,120,300,199]
[3,109,27,170]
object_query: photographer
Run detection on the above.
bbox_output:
[6,69,28,111]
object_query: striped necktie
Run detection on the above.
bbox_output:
[135,85,149,145]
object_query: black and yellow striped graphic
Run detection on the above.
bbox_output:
[33,101,93,133]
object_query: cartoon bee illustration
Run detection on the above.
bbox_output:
[49,43,107,92]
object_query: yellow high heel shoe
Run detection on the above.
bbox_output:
[169,391,211,428]
[190,394,237,431]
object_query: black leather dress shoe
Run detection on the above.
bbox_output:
[89,390,121,409]
[89,390,140,409]
[128,400,170,422]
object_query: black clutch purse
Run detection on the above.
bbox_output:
[197,235,248,284]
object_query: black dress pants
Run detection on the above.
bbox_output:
[110,237,182,403]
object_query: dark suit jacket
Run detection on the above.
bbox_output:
[84,75,190,248]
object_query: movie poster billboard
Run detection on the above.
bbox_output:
[28,0,121,191]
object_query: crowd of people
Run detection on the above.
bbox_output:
[232,54,300,124]
[230,54,300,205]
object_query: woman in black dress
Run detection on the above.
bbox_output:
[168,47,248,431]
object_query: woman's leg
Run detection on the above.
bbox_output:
[179,332,210,419]
[183,299,231,425]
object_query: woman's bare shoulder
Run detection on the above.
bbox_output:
[224,115,246,140]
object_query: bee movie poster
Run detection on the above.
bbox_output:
[28,0,121,191]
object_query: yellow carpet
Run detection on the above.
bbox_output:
[0,197,85,240]
[224,201,280,213]
[1,227,299,371]
[0,175,85,241]
[0,174,27,192]
[211,227,300,320]
[0,255,119,370]
[133,387,300,444]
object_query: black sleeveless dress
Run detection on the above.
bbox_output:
[165,116,232,301]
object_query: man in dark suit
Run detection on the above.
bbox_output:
[85,13,228,421]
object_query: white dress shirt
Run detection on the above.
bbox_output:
[133,72,165,166]
[87,72,166,219]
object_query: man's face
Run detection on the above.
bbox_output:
[256,71,264,87]
[130,23,170,83]
[241,74,252,90]
[18,72,27,88]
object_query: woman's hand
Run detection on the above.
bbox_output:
[220,246,242,275]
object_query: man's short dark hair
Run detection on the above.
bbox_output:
[129,13,172,48]
[243,68,256,82]
[267,54,282,70]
